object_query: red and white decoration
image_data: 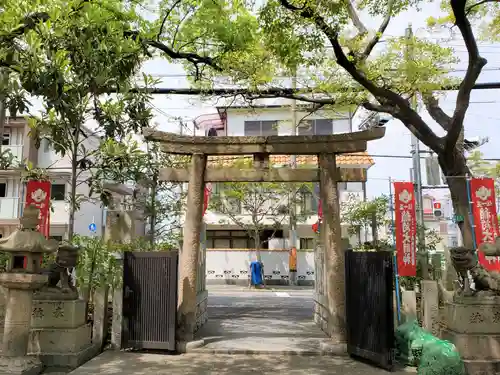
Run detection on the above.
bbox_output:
[25,180,51,238]
[394,182,417,277]
[470,178,500,271]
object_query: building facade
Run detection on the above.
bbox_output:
[0,117,105,240]
[200,104,376,284]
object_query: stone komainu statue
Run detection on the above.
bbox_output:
[40,241,79,294]
[450,240,500,295]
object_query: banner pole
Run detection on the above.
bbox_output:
[389,177,401,324]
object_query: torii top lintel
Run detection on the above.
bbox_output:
[143,127,386,155]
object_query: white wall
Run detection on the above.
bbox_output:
[206,249,315,283]
[35,131,104,237]
[37,127,101,169]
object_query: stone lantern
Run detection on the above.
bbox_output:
[0,205,59,375]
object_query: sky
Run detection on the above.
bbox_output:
[137,2,500,201]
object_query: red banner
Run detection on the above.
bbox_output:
[470,178,500,271]
[25,181,51,238]
[394,182,417,276]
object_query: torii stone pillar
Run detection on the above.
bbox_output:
[318,153,346,342]
[177,153,207,343]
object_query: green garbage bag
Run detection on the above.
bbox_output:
[395,319,426,366]
[394,319,466,375]
[418,339,466,375]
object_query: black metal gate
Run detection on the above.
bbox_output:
[122,251,178,351]
[345,250,394,370]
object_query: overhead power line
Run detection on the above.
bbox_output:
[128,81,500,96]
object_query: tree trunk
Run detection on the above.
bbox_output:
[438,151,474,249]
[253,230,261,261]
[67,124,80,242]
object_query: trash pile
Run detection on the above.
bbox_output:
[394,319,466,375]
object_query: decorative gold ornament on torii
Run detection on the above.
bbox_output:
[144,127,385,345]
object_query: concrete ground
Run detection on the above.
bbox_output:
[194,286,332,354]
[60,285,414,374]
[67,351,415,374]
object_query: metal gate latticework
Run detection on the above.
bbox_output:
[122,251,178,351]
[345,250,395,370]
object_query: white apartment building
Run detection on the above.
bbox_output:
[197,104,377,284]
[0,117,105,240]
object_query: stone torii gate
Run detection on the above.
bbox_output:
[144,127,385,345]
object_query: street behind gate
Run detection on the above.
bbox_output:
[345,250,395,370]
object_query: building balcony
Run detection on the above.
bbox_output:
[0,197,20,219]
[1,145,23,164]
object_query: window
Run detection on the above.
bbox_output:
[2,133,9,146]
[315,119,333,135]
[50,235,63,242]
[0,183,6,198]
[300,238,315,249]
[297,119,333,135]
[51,184,66,201]
[244,121,278,136]
[206,230,254,249]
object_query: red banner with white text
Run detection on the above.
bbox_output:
[25,180,51,238]
[394,182,417,276]
[470,178,500,271]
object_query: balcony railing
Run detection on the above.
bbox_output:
[0,197,19,219]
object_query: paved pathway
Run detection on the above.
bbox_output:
[68,351,415,374]
[193,288,335,354]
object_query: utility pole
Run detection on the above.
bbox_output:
[178,119,185,248]
[289,68,298,286]
[406,24,429,279]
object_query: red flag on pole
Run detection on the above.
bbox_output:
[470,178,500,271]
[394,182,417,277]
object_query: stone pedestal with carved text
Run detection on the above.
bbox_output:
[26,299,98,370]
[442,295,500,374]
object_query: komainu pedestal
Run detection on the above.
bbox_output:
[28,298,95,369]
[441,295,500,374]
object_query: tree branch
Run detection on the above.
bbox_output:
[360,0,394,60]
[422,94,452,130]
[466,0,496,15]
[445,0,487,152]
[147,40,223,71]
[278,0,444,152]
[344,1,367,35]
[362,101,395,114]
[157,0,183,42]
